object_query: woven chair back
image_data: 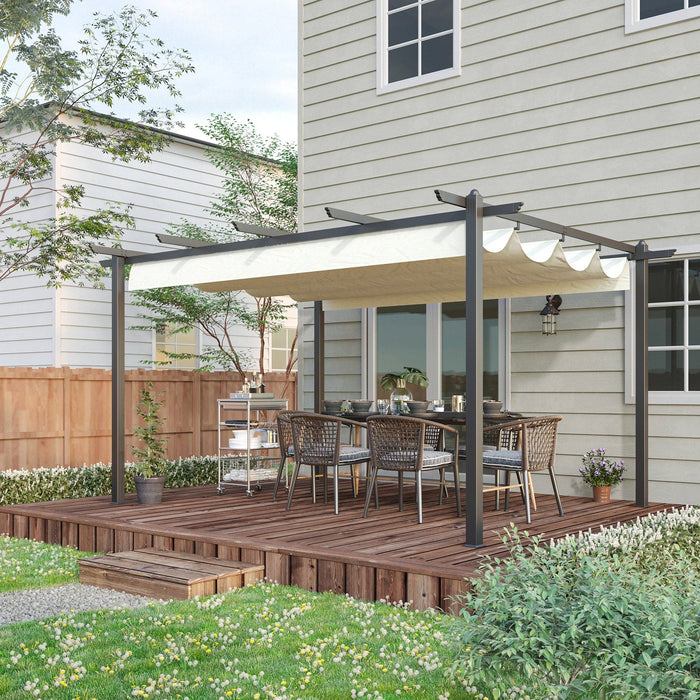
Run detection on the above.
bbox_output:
[522,416,561,472]
[366,416,425,472]
[290,413,341,467]
[276,410,295,458]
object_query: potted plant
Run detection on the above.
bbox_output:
[132,382,167,504]
[579,448,625,503]
[379,366,429,414]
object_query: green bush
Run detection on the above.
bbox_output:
[448,508,700,699]
[0,456,220,506]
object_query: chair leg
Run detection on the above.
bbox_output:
[334,464,339,515]
[527,473,537,512]
[494,468,501,510]
[273,456,286,500]
[438,468,445,505]
[363,464,379,518]
[323,469,328,504]
[522,469,532,524]
[398,472,404,512]
[416,470,423,524]
[286,460,303,511]
[504,471,511,511]
[453,461,462,517]
[549,467,564,517]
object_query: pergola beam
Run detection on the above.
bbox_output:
[325,207,385,225]
[156,233,211,248]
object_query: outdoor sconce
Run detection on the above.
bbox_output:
[540,295,562,335]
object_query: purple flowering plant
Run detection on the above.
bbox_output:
[579,448,625,487]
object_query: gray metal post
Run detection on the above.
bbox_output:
[465,190,484,547]
[634,242,649,507]
[314,301,325,412]
[111,256,125,504]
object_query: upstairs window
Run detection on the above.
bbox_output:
[378,0,459,92]
[626,0,700,32]
[155,325,197,369]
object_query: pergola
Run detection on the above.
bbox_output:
[96,188,674,548]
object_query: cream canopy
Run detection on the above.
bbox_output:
[128,219,629,308]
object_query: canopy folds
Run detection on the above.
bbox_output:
[128,221,630,308]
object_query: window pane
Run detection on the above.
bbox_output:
[421,33,453,75]
[689,350,700,390]
[422,0,453,36]
[389,0,415,9]
[689,260,700,300]
[377,305,427,400]
[441,300,499,401]
[691,0,700,6]
[649,307,683,346]
[271,349,287,370]
[649,350,683,391]
[649,260,684,303]
[388,6,418,46]
[388,43,418,82]
[640,0,684,19]
[690,306,700,345]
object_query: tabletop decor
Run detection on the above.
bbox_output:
[379,366,428,414]
[579,448,624,503]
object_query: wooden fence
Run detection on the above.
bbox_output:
[0,367,297,471]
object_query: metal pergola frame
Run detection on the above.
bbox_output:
[96,188,674,548]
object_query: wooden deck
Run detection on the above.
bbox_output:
[0,480,675,611]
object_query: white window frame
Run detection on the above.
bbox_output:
[625,248,700,404]
[625,0,700,33]
[267,324,299,373]
[376,0,461,94]
[153,325,200,369]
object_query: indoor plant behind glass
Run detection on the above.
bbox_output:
[579,448,625,503]
[132,382,167,504]
[379,366,429,414]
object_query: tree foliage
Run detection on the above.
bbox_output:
[0,0,194,287]
[132,116,298,380]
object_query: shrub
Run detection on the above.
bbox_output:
[0,456,220,506]
[448,508,700,699]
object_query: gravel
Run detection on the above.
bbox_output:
[0,584,163,626]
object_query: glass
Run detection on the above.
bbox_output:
[640,0,683,19]
[689,350,700,391]
[648,307,683,346]
[388,44,418,82]
[376,305,427,400]
[421,34,453,75]
[689,260,700,300]
[389,0,415,9]
[649,260,684,303]
[432,399,444,412]
[649,349,683,391]
[376,399,390,415]
[690,306,700,345]
[441,300,499,400]
[422,0,453,36]
[388,6,418,45]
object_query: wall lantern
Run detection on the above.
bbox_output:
[539,294,562,335]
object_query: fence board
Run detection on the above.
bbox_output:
[0,367,296,470]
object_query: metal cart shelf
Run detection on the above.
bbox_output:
[217,396,288,496]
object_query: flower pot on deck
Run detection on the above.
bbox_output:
[135,475,166,504]
[592,485,611,504]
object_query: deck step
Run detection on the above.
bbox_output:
[78,548,264,600]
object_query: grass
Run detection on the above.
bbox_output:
[0,536,473,700]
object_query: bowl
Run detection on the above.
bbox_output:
[323,400,344,413]
[350,400,373,412]
[406,400,430,413]
[483,400,503,414]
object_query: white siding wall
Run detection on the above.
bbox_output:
[300,0,700,502]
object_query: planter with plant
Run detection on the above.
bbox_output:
[379,366,429,414]
[579,448,625,503]
[132,382,167,504]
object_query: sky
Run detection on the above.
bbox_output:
[53,0,299,144]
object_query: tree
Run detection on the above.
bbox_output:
[0,1,194,287]
[132,115,298,383]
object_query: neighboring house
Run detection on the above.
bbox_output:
[0,121,297,373]
[298,0,700,504]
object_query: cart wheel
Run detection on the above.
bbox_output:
[217,486,225,495]
[246,490,254,498]
[255,483,263,491]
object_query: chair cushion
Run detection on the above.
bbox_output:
[482,449,522,468]
[422,450,454,467]
[339,446,371,462]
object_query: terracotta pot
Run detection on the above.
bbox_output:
[592,485,611,504]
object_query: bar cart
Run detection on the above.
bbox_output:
[217,395,288,496]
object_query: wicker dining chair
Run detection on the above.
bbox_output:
[482,415,563,523]
[273,410,295,501]
[287,412,372,515]
[363,415,461,524]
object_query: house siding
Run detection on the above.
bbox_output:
[300,0,700,503]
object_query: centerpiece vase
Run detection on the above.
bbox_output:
[390,380,413,415]
[592,485,611,503]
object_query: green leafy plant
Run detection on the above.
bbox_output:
[131,382,166,478]
[579,447,625,486]
[379,366,429,392]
